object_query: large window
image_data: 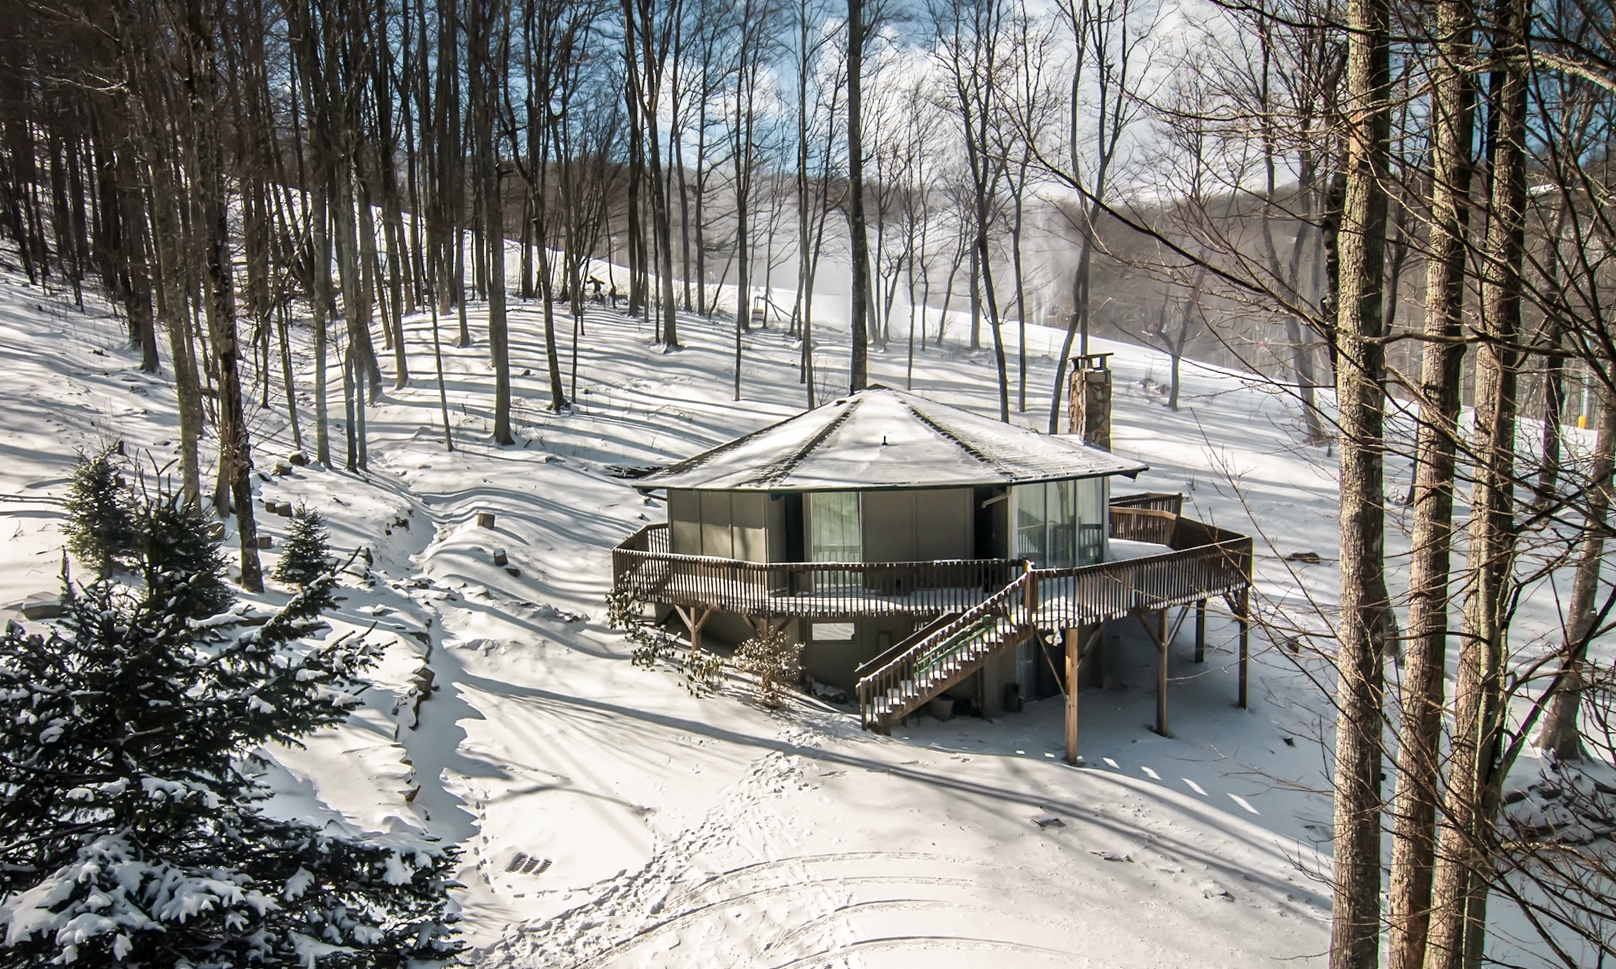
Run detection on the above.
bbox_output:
[807,492,862,563]
[1018,481,1073,568]
[1015,478,1105,568]
[1015,481,1049,565]
[1076,478,1106,565]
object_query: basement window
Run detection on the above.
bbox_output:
[811,622,855,642]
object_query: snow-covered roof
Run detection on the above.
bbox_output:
[639,387,1147,492]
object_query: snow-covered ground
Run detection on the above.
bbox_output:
[0,265,1591,967]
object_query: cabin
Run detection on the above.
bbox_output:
[613,384,1254,760]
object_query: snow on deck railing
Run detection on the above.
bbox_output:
[611,534,1025,620]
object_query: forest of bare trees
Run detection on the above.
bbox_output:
[2,0,1616,964]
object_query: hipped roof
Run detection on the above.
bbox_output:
[638,387,1147,493]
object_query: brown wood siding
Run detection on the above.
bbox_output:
[863,488,972,562]
[700,491,733,558]
[916,489,972,560]
[669,489,701,555]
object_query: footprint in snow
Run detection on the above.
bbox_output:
[1182,778,1208,796]
[1228,793,1260,815]
[1140,766,1161,780]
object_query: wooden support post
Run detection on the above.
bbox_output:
[1064,627,1079,765]
[674,604,713,653]
[1237,617,1250,709]
[1088,621,1106,688]
[1022,562,1037,618]
[694,607,712,652]
[1194,598,1207,663]
[1156,608,1170,737]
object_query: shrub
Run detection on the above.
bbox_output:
[606,589,725,694]
[734,624,804,708]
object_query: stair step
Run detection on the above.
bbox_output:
[860,614,1039,730]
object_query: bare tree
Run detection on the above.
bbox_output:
[1385,2,1475,964]
[1032,0,1152,433]
[846,0,871,391]
[1325,0,1392,962]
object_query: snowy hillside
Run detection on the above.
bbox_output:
[13,262,1591,966]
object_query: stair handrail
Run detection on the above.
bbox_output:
[854,610,963,678]
[856,568,1033,718]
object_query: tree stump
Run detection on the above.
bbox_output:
[476,512,496,529]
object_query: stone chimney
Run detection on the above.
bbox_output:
[1066,353,1113,450]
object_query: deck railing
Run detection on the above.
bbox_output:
[1030,536,1250,628]
[612,497,1250,624]
[612,531,1023,619]
[1110,492,1185,515]
[1109,506,1179,545]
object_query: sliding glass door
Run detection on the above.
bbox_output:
[1014,478,1107,568]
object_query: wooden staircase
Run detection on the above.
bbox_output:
[855,571,1039,734]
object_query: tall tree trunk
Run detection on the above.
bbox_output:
[1534,385,1616,759]
[381,181,409,388]
[276,303,303,453]
[332,183,369,467]
[115,149,160,373]
[1385,5,1473,965]
[794,0,811,379]
[1534,203,1572,505]
[1328,0,1392,962]
[846,0,869,393]
[968,241,981,351]
[693,91,709,317]
[977,230,1008,422]
[343,337,359,470]
[641,28,679,349]
[1425,1,1529,962]
[187,0,263,593]
[731,10,754,399]
[311,186,333,466]
[147,161,204,504]
[1168,266,1209,412]
[1011,173,1027,413]
[469,0,513,444]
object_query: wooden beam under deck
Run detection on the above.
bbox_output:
[673,604,713,653]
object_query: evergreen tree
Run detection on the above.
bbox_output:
[61,445,135,577]
[0,521,459,965]
[274,505,333,593]
[132,487,233,620]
